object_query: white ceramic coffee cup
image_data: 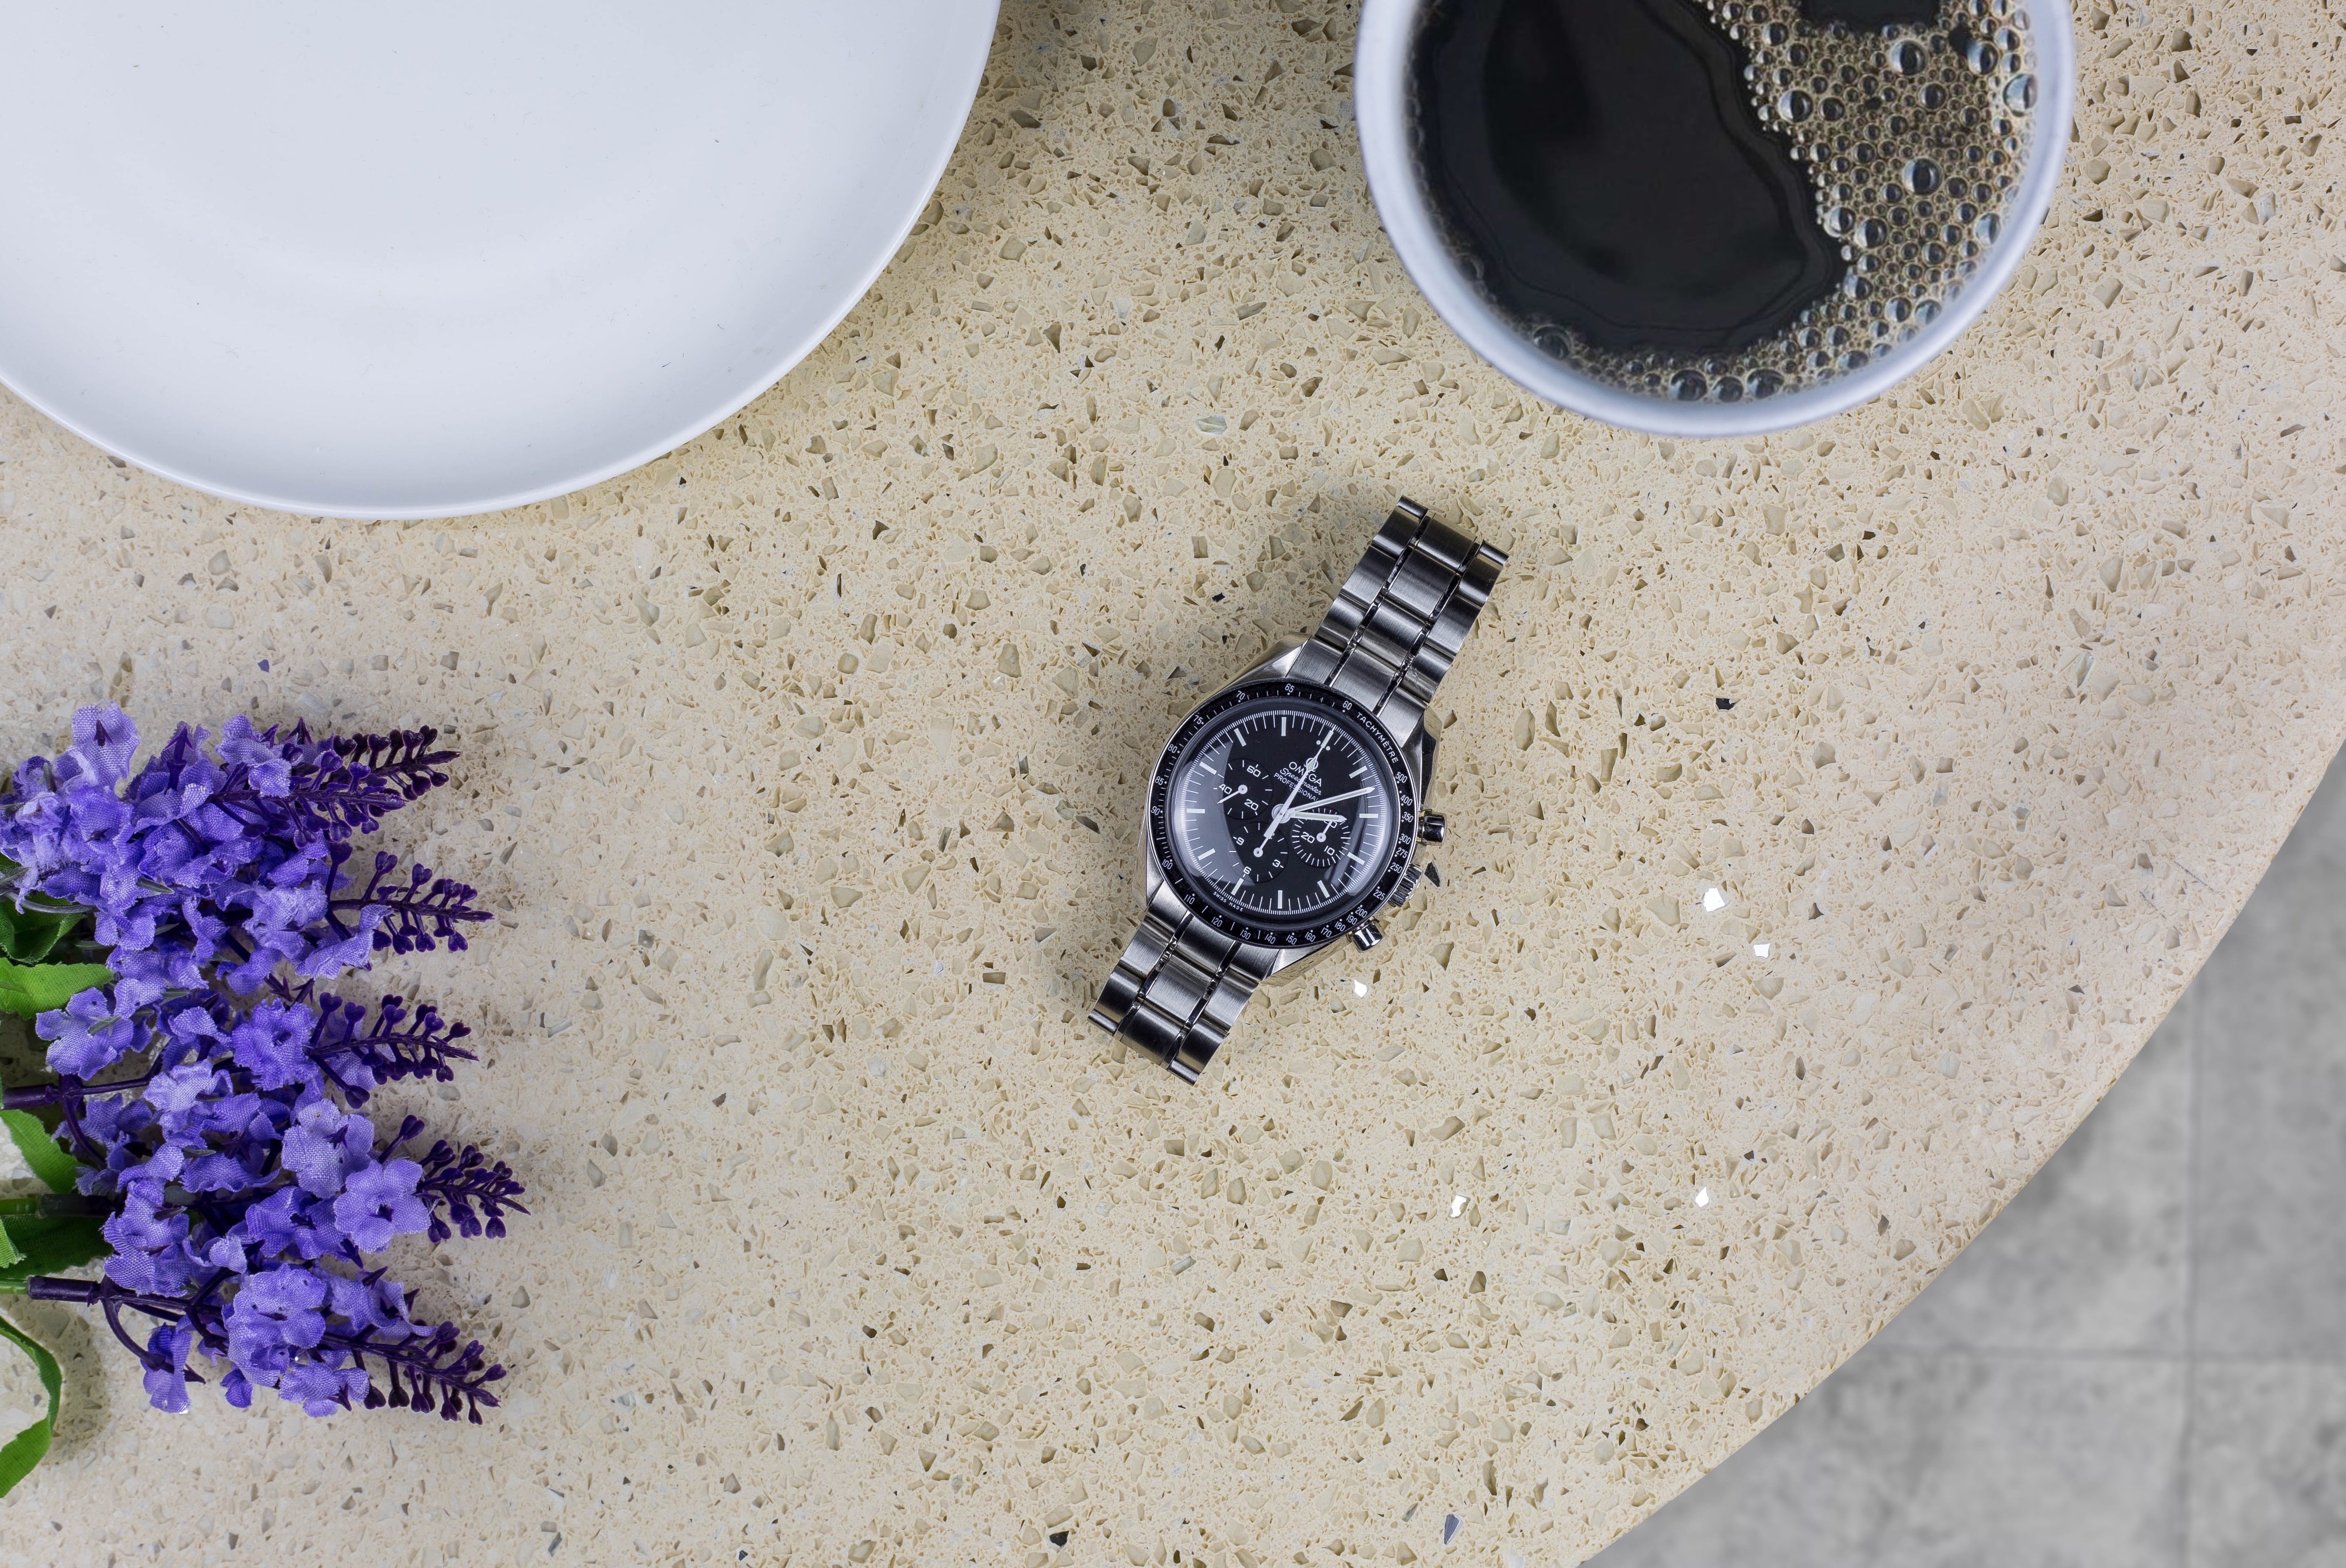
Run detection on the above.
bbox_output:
[1354,0,2075,437]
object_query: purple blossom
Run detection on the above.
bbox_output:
[304,991,475,1105]
[144,1059,229,1138]
[280,1098,374,1197]
[413,1139,529,1243]
[100,1193,198,1296]
[278,1356,372,1418]
[327,1270,411,1338]
[59,705,142,790]
[1,707,482,999]
[140,1322,198,1415]
[224,1267,330,1398]
[39,987,137,1079]
[227,999,317,1091]
[331,1159,429,1252]
[4,704,516,1428]
[229,1187,346,1265]
[33,1272,498,1423]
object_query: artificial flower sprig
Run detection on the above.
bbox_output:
[0,704,522,1493]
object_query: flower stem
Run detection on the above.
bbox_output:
[24,1278,99,1306]
[0,1195,111,1218]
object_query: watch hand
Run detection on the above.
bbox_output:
[1288,786,1373,815]
[1254,730,1333,857]
[1286,810,1344,825]
[1217,783,1248,804]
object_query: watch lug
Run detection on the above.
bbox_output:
[1177,638,1307,720]
[1265,939,1332,977]
[1242,636,1309,681]
[1142,835,1166,905]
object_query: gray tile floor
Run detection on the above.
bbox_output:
[1591,747,2346,1568]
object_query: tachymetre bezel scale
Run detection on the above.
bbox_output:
[1148,679,1417,948]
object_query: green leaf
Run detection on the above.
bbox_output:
[0,1225,18,1274]
[0,958,111,1020]
[0,1315,59,1496]
[0,903,84,965]
[0,1114,79,1197]
[0,1218,108,1292]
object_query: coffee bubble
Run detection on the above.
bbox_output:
[1432,0,2041,406]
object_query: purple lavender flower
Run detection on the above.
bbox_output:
[60,705,143,789]
[2,706,484,1000]
[3,704,516,1433]
[99,1193,197,1296]
[32,1271,499,1422]
[140,1322,198,1415]
[39,987,138,1079]
[279,1098,373,1197]
[412,1139,528,1243]
[331,1159,429,1252]
[229,1187,345,1264]
[304,991,475,1105]
[225,1266,330,1383]
[226,999,317,1091]
[277,1356,372,1418]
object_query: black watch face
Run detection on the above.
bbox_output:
[1151,682,1413,944]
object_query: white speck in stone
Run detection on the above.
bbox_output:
[1352,979,1369,998]
[1450,1194,1468,1217]
[1695,1187,1711,1207]
[867,1056,886,1077]
[1701,886,1727,913]
[1752,942,1771,958]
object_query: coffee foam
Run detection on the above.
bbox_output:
[1425,0,2041,406]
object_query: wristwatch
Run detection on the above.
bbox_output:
[1091,497,1506,1081]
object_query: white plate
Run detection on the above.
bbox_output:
[0,2,998,519]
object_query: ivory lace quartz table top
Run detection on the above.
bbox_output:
[0,3,2337,1564]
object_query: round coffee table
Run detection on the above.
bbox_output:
[0,5,2333,1563]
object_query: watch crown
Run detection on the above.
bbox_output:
[1418,813,1448,844]
[1351,921,1384,952]
[1387,864,1423,909]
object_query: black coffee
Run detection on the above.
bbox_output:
[1409,0,2041,404]
[1414,0,1840,358]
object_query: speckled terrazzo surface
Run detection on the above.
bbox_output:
[0,2,2339,1564]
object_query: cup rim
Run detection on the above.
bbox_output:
[1354,0,2076,437]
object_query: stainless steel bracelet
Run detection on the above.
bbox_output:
[1285,496,1507,737]
[1092,498,1506,1081]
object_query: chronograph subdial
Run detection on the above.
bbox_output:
[1288,817,1345,868]
[1215,782,1275,846]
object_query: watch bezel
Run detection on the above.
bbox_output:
[1148,679,1418,948]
